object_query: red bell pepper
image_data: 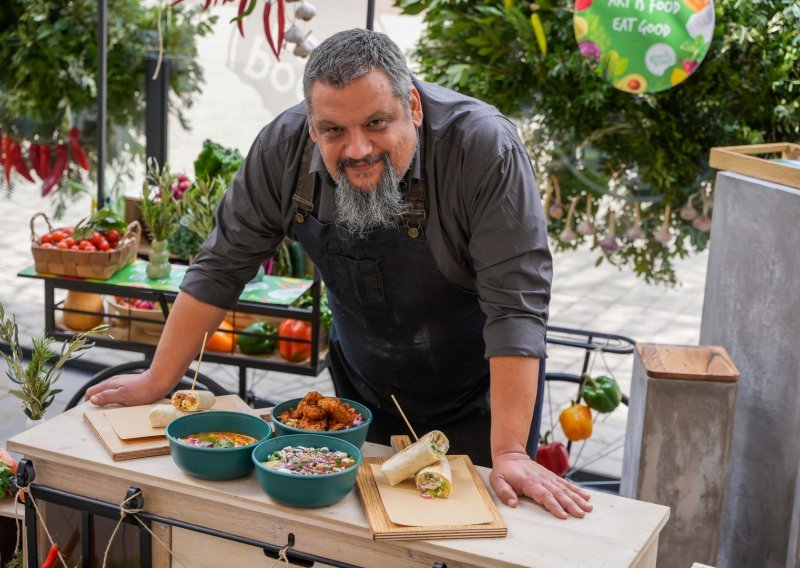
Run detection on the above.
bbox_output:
[535,431,569,477]
[68,127,90,171]
[278,319,312,362]
[42,144,68,196]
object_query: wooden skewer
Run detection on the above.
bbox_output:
[190,331,209,392]
[390,394,419,442]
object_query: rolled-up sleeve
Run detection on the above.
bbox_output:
[180,133,288,309]
[467,145,552,359]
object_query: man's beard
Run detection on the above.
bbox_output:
[334,153,412,237]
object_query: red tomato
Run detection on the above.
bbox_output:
[56,241,70,249]
[40,243,56,249]
[63,237,74,248]
[79,241,96,252]
[63,227,74,236]
[278,319,313,362]
[50,230,65,243]
[40,233,53,244]
[99,240,111,252]
[91,231,104,247]
[106,229,120,244]
[70,245,80,250]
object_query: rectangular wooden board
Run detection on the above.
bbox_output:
[83,395,254,461]
[356,447,507,540]
[710,143,800,189]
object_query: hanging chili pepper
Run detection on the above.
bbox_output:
[12,142,35,183]
[276,0,285,58]
[535,431,569,476]
[29,143,42,179]
[42,144,68,197]
[203,0,212,9]
[559,403,593,442]
[68,127,90,171]
[1,137,12,186]
[40,544,60,568]
[264,2,278,60]
[40,144,51,180]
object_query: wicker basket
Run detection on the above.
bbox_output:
[30,212,141,280]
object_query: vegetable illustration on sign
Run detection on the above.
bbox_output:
[574,0,714,93]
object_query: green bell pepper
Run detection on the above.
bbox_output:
[236,321,277,355]
[581,374,622,413]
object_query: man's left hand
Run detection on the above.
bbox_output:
[489,451,593,519]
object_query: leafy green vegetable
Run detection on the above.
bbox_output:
[168,223,205,261]
[193,139,244,185]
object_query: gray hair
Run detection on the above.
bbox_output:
[303,29,413,114]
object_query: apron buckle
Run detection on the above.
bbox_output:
[407,219,422,239]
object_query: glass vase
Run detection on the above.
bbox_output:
[146,239,172,280]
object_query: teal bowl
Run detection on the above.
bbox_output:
[252,434,362,508]
[269,397,372,448]
[166,411,272,480]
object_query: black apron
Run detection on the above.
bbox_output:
[290,134,544,467]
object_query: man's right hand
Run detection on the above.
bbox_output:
[85,370,169,406]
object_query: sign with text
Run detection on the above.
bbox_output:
[574,0,715,93]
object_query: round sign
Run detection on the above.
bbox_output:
[573,0,715,93]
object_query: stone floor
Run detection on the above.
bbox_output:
[0,0,709,480]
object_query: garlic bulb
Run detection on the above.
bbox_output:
[294,40,314,58]
[692,191,712,232]
[548,176,564,220]
[625,203,645,241]
[295,1,316,21]
[284,25,305,44]
[653,205,674,244]
[559,198,579,244]
[679,193,698,221]
[599,210,619,252]
[576,194,597,236]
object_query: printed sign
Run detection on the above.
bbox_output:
[574,0,715,93]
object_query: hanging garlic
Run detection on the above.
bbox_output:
[692,190,712,232]
[679,193,698,221]
[293,39,314,58]
[548,176,564,220]
[599,210,619,252]
[284,25,305,44]
[576,194,597,236]
[653,205,674,243]
[625,202,645,241]
[295,1,316,21]
[559,198,579,244]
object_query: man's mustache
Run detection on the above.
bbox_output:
[337,153,388,171]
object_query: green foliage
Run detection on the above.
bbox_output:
[0,303,107,419]
[177,176,226,242]
[296,289,332,331]
[140,159,180,242]
[193,139,245,185]
[0,0,214,212]
[0,461,12,498]
[72,205,128,240]
[4,550,23,568]
[396,0,800,284]
[168,224,205,261]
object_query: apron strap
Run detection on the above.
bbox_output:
[291,126,427,237]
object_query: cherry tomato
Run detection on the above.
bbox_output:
[91,231,104,247]
[50,230,65,243]
[99,240,111,252]
[63,237,75,248]
[56,241,70,249]
[63,227,74,236]
[70,245,80,250]
[40,233,53,244]
[79,241,96,251]
[40,243,56,249]
[106,229,120,244]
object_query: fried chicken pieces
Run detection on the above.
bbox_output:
[277,391,361,431]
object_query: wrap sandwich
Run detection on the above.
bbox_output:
[380,430,449,486]
[171,390,216,412]
[415,456,452,498]
[148,404,190,428]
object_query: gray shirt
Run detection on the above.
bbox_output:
[181,80,552,359]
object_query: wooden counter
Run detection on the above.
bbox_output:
[7,406,668,567]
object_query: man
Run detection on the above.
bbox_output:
[87,29,592,519]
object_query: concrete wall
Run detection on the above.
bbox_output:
[700,171,800,568]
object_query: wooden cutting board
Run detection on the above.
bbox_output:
[355,435,507,540]
[83,395,254,461]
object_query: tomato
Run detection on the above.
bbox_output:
[106,229,120,244]
[99,240,111,252]
[40,243,56,249]
[56,241,70,249]
[91,231,104,247]
[63,227,74,236]
[63,237,74,248]
[40,233,53,244]
[278,319,312,362]
[79,241,96,252]
[71,245,80,250]
[50,230,65,243]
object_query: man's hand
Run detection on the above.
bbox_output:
[85,370,169,407]
[489,451,593,519]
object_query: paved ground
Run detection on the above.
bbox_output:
[0,1,709,480]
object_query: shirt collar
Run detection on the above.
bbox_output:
[307,127,424,184]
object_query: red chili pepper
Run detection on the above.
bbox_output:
[12,142,35,183]
[68,127,90,171]
[170,0,184,5]
[264,1,278,60]
[40,144,51,180]
[236,0,248,36]
[203,0,212,8]
[1,137,11,186]
[40,544,60,568]
[29,143,42,179]
[534,432,570,477]
[42,144,68,197]
[276,0,285,59]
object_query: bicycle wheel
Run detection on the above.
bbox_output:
[64,359,230,410]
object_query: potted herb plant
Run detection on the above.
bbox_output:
[0,303,107,426]
[140,160,180,279]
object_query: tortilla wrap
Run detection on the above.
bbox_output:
[415,456,452,498]
[171,390,216,412]
[380,430,449,486]
[148,404,190,428]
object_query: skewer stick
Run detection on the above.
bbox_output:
[390,394,419,441]
[190,331,209,392]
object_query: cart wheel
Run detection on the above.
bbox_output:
[64,359,230,410]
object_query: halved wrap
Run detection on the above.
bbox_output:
[148,404,190,428]
[415,456,452,498]
[380,430,449,486]
[171,390,216,412]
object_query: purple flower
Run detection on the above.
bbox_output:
[579,41,601,61]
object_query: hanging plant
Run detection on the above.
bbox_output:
[395,0,800,284]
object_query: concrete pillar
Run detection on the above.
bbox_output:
[700,171,800,568]
[621,343,738,568]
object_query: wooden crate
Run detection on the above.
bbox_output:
[709,143,800,189]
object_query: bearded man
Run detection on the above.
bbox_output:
[87,28,592,519]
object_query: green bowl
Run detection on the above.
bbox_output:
[166,411,272,480]
[252,434,362,508]
[269,397,372,448]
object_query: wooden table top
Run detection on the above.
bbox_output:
[8,405,669,568]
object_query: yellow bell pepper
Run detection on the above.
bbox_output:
[559,403,593,441]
